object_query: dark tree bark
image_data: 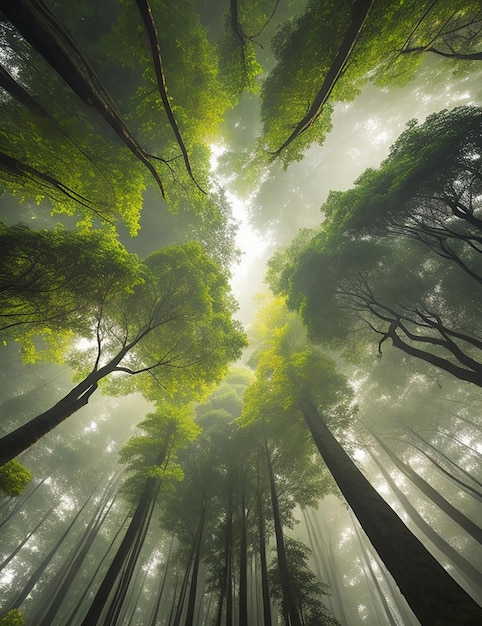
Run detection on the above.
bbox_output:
[185,498,207,626]
[264,438,302,626]
[35,476,118,626]
[274,0,375,156]
[80,472,161,625]
[300,399,482,625]
[0,0,166,195]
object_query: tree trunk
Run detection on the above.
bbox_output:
[300,399,482,625]
[0,0,165,195]
[0,343,132,466]
[370,429,482,544]
[274,0,375,155]
[258,494,272,626]
[239,484,249,626]
[264,438,302,626]
[80,474,160,625]
[185,498,207,626]
[369,448,482,594]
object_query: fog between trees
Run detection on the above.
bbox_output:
[1,1,482,625]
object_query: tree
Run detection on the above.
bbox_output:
[0,461,32,498]
[80,401,200,625]
[0,241,246,466]
[259,0,481,164]
[268,107,482,386]
[243,296,482,624]
[0,224,142,360]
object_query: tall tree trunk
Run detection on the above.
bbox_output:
[6,477,99,611]
[35,474,119,626]
[0,505,54,571]
[258,494,272,626]
[184,498,207,626]
[149,535,175,626]
[239,483,249,626]
[274,0,375,156]
[370,429,482,544]
[0,343,132,466]
[0,0,166,195]
[63,507,132,626]
[80,473,160,625]
[369,448,482,594]
[264,437,302,626]
[300,399,482,625]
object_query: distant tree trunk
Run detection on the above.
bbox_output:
[370,429,482,544]
[6,478,98,611]
[258,494,272,626]
[0,477,47,529]
[352,512,399,626]
[300,399,482,625]
[369,448,482,594]
[35,475,119,626]
[63,508,132,626]
[401,422,482,493]
[185,498,207,626]
[264,437,302,626]
[0,505,53,571]
[239,483,249,626]
[80,473,161,625]
[149,536,175,626]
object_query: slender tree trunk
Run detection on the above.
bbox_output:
[264,437,302,626]
[370,429,482,544]
[63,507,132,626]
[274,0,375,155]
[149,535,175,626]
[369,448,482,593]
[300,399,482,625]
[239,484,249,626]
[185,498,207,626]
[0,505,54,571]
[80,473,160,625]
[258,494,272,626]
[6,477,99,611]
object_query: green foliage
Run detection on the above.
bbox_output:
[259,0,481,165]
[269,538,339,626]
[0,610,25,626]
[0,223,142,361]
[119,400,201,501]
[0,460,32,497]
[268,106,482,382]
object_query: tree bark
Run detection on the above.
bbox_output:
[274,0,375,156]
[258,494,272,626]
[370,429,482,544]
[0,0,165,195]
[264,438,302,626]
[300,399,482,625]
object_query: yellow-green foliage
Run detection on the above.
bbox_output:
[0,461,32,498]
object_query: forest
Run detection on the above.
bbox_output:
[0,0,481,625]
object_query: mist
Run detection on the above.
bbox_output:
[1,2,482,625]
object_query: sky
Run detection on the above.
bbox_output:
[225,56,482,326]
